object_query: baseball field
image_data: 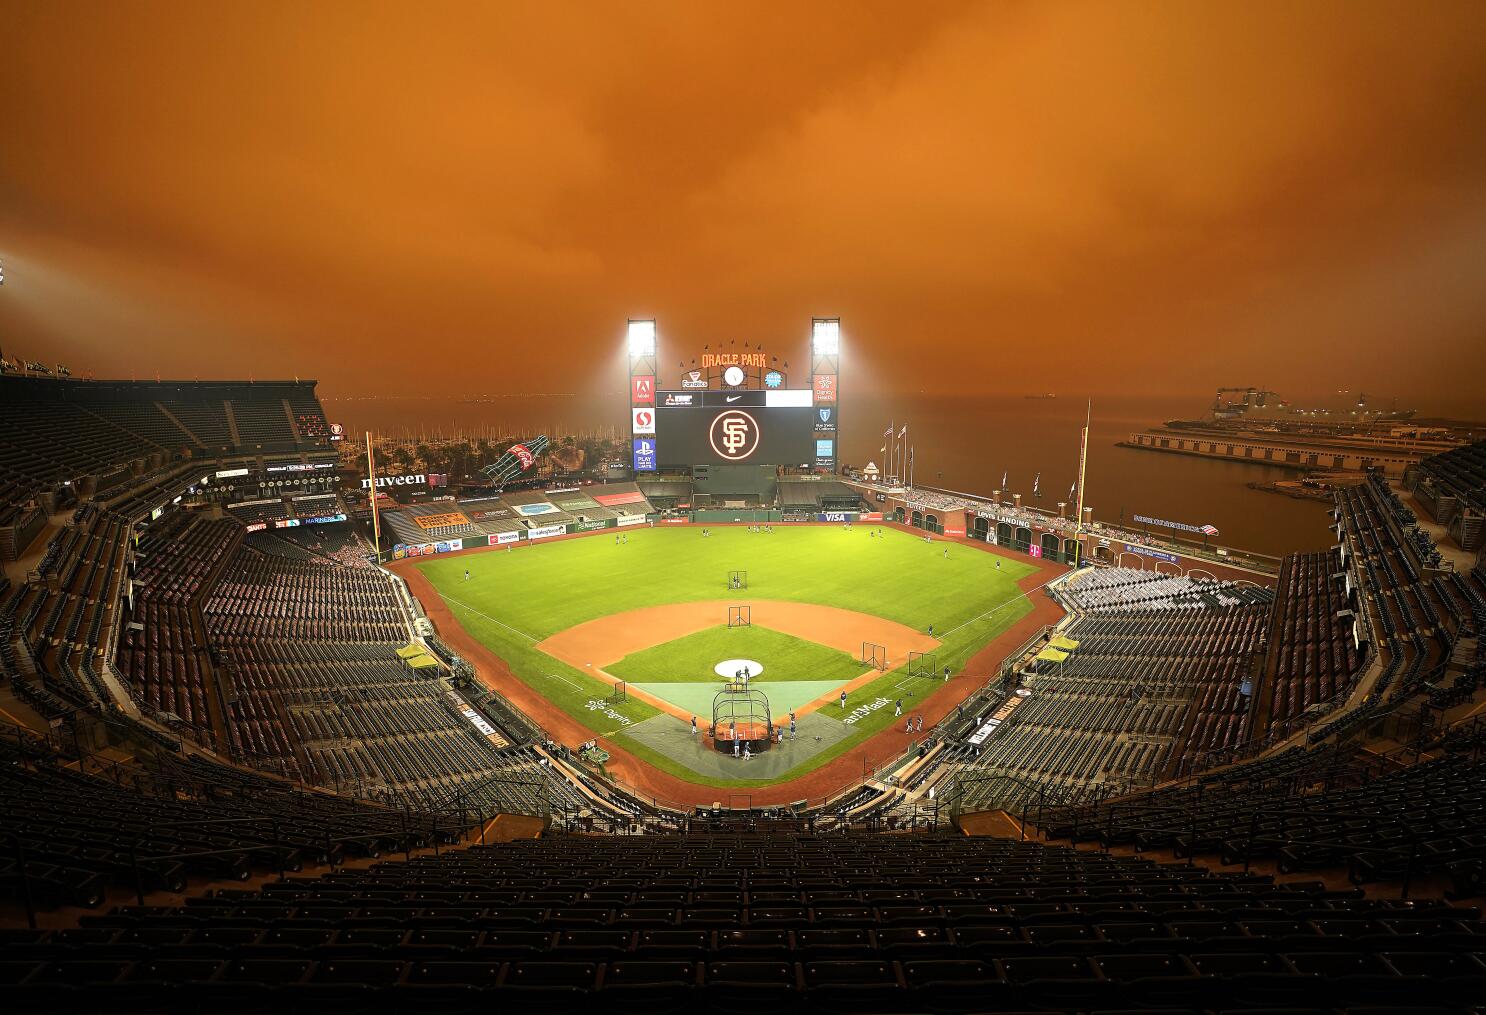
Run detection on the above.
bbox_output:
[411,524,1038,791]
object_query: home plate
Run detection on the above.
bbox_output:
[714,658,764,678]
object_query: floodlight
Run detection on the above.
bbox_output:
[812,318,840,355]
[627,319,656,358]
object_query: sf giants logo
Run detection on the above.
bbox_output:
[709,410,760,461]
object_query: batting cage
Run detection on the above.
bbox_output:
[727,605,751,628]
[726,569,748,591]
[711,686,773,754]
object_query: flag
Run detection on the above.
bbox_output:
[1200,524,1219,536]
[883,426,892,438]
[898,425,907,438]
[1068,483,1076,503]
[909,446,914,463]
[879,446,886,453]
[1033,473,1041,497]
[1001,470,1007,489]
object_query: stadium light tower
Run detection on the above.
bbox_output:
[811,317,840,356]
[810,318,840,474]
[627,319,658,474]
[627,318,656,358]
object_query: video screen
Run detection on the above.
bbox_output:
[653,390,827,467]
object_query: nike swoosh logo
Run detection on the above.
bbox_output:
[727,395,741,402]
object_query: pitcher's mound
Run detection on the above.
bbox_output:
[714,658,764,679]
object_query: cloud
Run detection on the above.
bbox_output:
[1,0,1483,409]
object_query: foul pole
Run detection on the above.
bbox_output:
[1072,399,1091,567]
[366,431,383,565]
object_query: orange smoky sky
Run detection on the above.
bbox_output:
[1,0,1484,411]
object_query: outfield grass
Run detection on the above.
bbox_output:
[416,525,1039,788]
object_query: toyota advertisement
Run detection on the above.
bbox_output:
[653,390,825,467]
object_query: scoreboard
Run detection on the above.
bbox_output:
[640,390,834,469]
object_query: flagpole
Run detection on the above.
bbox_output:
[1073,399,1091,567]
[879,419,891,487]
[366,431,383,566]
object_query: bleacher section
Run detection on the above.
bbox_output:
[942,598,1271,811]
[115,514,241,747]
[0,376,334,560]
[1410,438,1486,550]
[5,819,1484,1012]
[381,483,656,548]
[1262,549,1366,728]
[1058,567,1274,613]
[1045,736,1486,897]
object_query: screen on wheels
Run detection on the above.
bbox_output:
[653,390,822,467]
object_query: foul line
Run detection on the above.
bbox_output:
[937,570,1066,640]
[440,594,542,645]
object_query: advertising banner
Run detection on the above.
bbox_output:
[273,518,301,528]
[616,513,648,527]
[1133,514,1219,537]
[660,517,688,525]
[631,375,655,404]
[412,511,471,530]
[967,693,1028,744]
[578,519,611,531]
[271,461,336,474]
[631,408,656,434]
[812,374,837,403]
[1122,543,1180,564]
[813,407,836,431]
[245,522,267,533]
[594,490,647,507]
[555,498,599,511]
[632,437,657,471]
[860,512,883,522]
[303,513,348,525]
[362,473,426,489]
[489,530,523,545]
[681,369,707,389]
[1029,544,1042,558]
[815,438,834,458]
[765,389,812,407]
[433,538,464,553]
[817,511,855,522]
[514,502,559,516]
[216,468,250,479]
[528,523,568,540]
[944,527,966,537]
